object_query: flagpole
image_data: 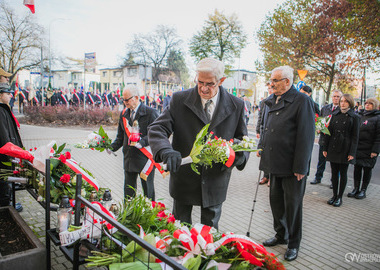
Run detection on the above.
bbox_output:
[83,53,86,110]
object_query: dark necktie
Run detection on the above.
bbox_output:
[204,100,212,122]
[332,106,336,111]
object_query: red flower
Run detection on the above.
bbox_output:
[97,142,100,145]
[34,147,37,150]
[102,140,105,143]
[157,211,167,220]
[60,174,71,184]
[29,148,33,151]
[64,151,71,159]
[13,170,20,175]
[102,136,105,139]
[159,229,169,236]
[58,154,67,163]
[91,148,95,150]
[167,214,176,223]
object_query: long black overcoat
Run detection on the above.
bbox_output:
[324,109,360,164]
[0,103,23,169]
[259,86,315,176]
[148,86,248,208]
[111,103,159,172]
[355,110,380,168]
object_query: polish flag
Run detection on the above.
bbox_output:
[24,0,35,14]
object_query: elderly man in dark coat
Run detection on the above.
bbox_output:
[110,86,159,201]
[258,66,315,261]
[148,58,249,229]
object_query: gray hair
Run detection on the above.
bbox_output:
[123,85,140,97]
[272,66,294,85]
[196,58,225,80]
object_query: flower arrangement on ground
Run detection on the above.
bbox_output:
[74,125,113,152]
[315,114,331,136]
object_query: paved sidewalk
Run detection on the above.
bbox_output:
[15,123,380,270]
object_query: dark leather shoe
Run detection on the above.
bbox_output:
[310,179,321,184]
[263,236,287,247]
[330,184,333,189]
[284,248,298,261]
[355,190,366,199]
[348,188,359,197]
[327,196,336,205]
[333,197,342,207]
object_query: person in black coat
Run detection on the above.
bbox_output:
[300,85,320,115]
[110,86,159,201]
[258,66,315,262]
[148,58,249,229]
[0,84,23,207]
[323,94,360,207]
[311,90,342,185]
[347,98,380,199]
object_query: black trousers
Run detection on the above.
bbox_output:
[269,174,306,249]
[353,165,372,190]
[124,170,155,201]
[330,162,349,197]
[172,200,222,229]
[315,145,327,181]
[0,181,10,207]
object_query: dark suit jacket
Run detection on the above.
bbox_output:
[259,86,315,176]
[111,103,159,172]
[318,103,339,146]
[148,86,249,207]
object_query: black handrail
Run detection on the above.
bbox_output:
[73,175,187,270]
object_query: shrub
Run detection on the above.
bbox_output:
[23,105,120,127]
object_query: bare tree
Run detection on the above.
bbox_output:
[0,2,45,82]
[125,25,182,81]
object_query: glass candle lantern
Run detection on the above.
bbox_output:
[57,195,72,233]
[102,189,113,211]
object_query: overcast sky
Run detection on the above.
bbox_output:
[6,0,286,74]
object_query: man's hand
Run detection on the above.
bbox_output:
[256,133,260,139]
[371,152,378,158]
[160,149,182,173]
[348,155,354,161]
[256,150,262,158]
[294,173,305,181]
[323,151,327,157]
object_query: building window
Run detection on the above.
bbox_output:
[242,74,247,81]
[113,71,121,77]
[103,71,107,77]
[127,68,137,76]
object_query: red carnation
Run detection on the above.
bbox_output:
[157,211,167,220]
[13,170,20,175]
[60,174,71,184]
[58,154,67,163]
[167,214,176,223]
[65,151,71,159]
[29,148,33,151]
[34,147,37,150]
[159,229,169,236]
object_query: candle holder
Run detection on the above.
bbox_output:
[57,195,72,233]
[129,120,140,146]
[102,189,113,211]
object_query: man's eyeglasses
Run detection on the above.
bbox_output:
[195,80,218,88]
[122,96,134,102]
[269,78,287,84]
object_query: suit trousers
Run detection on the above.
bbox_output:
[269,174,306,249]
[315,145,327,181]
[124,170,155,201]
[172,200,222,229]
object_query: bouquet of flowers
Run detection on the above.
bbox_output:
[166,124,258,174]
[315,114,332,136]
[74,126,113,153]
[86,193,285,270]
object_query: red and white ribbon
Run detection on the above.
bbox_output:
[63,158,99,191]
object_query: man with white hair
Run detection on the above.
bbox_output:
[148,58,249,229]
[110,86,159,201]
[258,66,315,261]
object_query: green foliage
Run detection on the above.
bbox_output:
[189,9,247,67]
[256,0,380,103]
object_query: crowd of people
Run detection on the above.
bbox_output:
[1,60,379,264]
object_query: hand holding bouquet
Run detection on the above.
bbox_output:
[74,126,114,154]
[315,114,331,136]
